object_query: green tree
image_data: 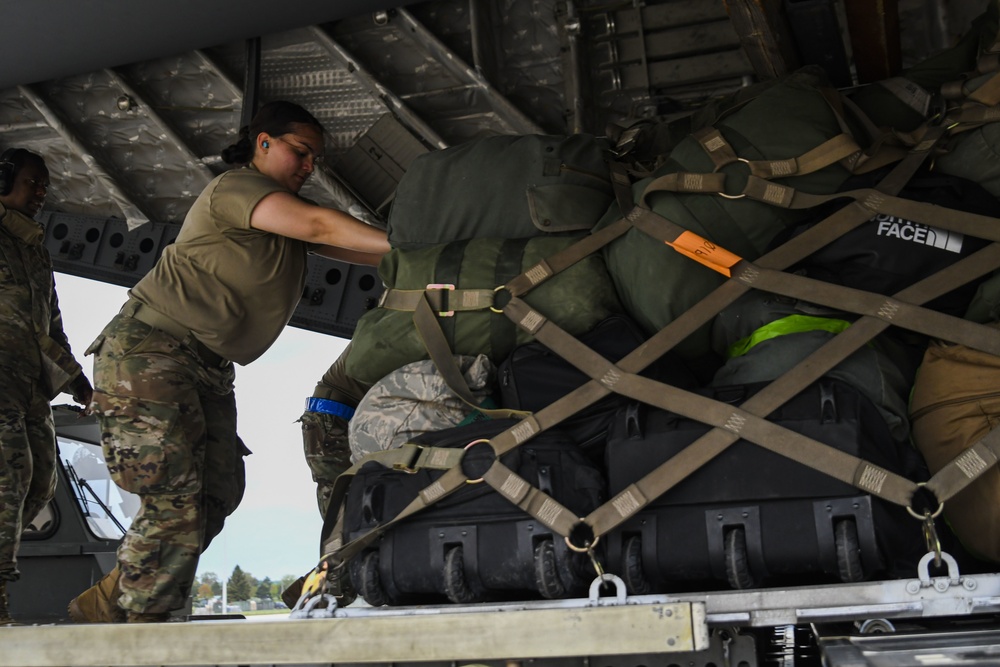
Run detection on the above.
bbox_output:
[256,577,273,599]
[211,580,222,596]
[227,565,253,601]
[196,582,214,602]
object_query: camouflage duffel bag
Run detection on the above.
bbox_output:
[345,235,623,386]
[348,355,496,462]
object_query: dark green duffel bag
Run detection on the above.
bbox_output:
[595,66,856,364]
[345,235,623,385]
[386,134,614,249]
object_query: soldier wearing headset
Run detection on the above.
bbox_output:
[0,148,93,625]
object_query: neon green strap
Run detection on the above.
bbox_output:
[727,314,852,358]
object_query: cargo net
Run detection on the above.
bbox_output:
[305,57,1000,610]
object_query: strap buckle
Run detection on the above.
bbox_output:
[426,283,456,317]
[392,444,425,474]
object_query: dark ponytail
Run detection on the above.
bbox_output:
[221,101,324,165]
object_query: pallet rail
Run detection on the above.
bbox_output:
[3,564,1000,667]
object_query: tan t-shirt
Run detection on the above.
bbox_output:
[130,167,311,365]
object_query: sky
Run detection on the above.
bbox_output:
[52,272,346,584]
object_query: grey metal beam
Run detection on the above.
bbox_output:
[306,25,449,150]
[394,8,543,136]
[18,85,150,230]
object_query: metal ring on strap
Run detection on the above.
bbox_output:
[463,439,491,484]
[905,482,944,521]
[490,285,509,314]
[715,157,749,199]
[565,534,600,553]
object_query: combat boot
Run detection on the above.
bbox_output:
[126,611,170,623]
[67,566,127,623]
[0,580,14,626]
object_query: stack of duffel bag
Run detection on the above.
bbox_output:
[312,0,1000,608]
[331,133,631,604]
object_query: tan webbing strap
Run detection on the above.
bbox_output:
[693,127,740,169]
[318,443,469,560]
[487,244,1000,536]
[640,134,862,201]
[378,286,496,314]
[946,102,1000,127]
[490,183,925,461]
[326,111,952,570]
[926,427,1000,503]
[729,263,1000,356]
[502,297,918,506]
[480,460,582,537]
[486,142,949,531]
[325,466,473,567]
[585,241,1000,536]
[965,69,1000,106]
[637,170,727,196]
[503,216,634,298]
[412,294,532,420]
[736,173,1000,237]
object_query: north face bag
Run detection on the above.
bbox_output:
[779,167,999,318]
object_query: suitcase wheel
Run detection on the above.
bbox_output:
[835,518,865,583]
[621,535,652,595]
[443,545,485,604]
[724,526,756,589]
[354,550,391,607]
[534,538,568,599]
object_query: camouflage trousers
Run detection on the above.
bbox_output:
[299,343,370,519]
[299,410,351,519]
[0,369,56,582]
[87,314,247,614]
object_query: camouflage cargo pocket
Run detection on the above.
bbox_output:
[299,411,351,483]
[92,389,200,495]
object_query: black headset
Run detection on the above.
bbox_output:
[0,148,18,197]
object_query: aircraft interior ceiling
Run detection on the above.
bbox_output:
[0,0,988,338]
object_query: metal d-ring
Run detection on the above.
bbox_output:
[905,482,944,521]
[463,439,490,484]
[715,157,749,199]
[565,534,600,553]
[490,285,509,314]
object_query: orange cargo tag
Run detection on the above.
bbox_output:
[665,231,741,277]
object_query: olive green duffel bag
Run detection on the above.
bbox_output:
[345,235,622,385]
[386,134,614,250]
[595,66,857,365]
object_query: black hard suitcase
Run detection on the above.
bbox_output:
[498,314,698,456]
[344,419,606,605]
[604,378,929,593]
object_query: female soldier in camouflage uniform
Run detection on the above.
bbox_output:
[0,148,93,625]
[67,101,390,623]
